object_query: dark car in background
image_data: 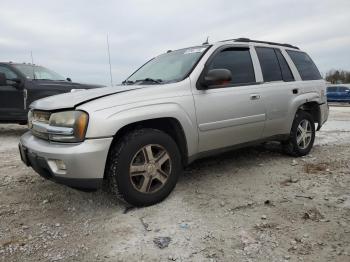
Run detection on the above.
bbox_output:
[0,62,104,123]
[327,85,350,103]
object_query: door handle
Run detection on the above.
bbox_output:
[250,94,260,100]
[292,88,299,94]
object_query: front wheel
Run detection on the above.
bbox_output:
[283,111,315,157]
[105,128,182,206]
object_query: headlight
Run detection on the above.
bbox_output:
[48,110,89,142]
[28,110,33,129]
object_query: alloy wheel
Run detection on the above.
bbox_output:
[296,119,313,149]
[129,144,172,193]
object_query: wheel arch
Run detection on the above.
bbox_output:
[113,117,189,166]
[86,102,199,172]
[297,101,321,127]
[288,93,322,132]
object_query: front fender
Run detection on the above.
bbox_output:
[84,102,198,156]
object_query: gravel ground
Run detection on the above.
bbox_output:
[0,106,349,262]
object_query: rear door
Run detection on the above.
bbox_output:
[192,45,266,152]
[0,65,24,121]
[254,46,297,137]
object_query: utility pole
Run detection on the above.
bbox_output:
[107,34,113,86]
[30,51,34,64]
[30,51,35,79]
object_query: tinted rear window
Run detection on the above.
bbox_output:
[256,47,282,82]
[275,49,294,81]
[286,50,322,81]
[208,48,256,85]
[256,47,295,82]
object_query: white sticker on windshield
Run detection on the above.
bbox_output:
[184,47,206,54]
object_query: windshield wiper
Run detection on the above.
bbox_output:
[134,78,163,84]
[122,78,163,85]
[122,80,135,85]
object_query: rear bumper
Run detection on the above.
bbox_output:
[317,102,329,131]
[19,132,113,189]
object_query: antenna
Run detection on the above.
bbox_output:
[202,36,209,45]
[106,34,113,86]
[30,51,36,79]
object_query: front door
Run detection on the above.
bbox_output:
[192,46,266,152]
[0,65,24,121]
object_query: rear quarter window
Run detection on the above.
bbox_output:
[286,50,322,81]
[275,49,294,82]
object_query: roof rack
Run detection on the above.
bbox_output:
[220,37,300,50]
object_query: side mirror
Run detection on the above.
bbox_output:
[66,77,72,82]
[0,73,6,86]
[200,69,232,89]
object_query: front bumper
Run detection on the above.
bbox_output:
[19,132,113,189]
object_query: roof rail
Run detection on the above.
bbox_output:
[220,37,300,50]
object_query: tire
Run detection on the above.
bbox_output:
[105,128,182,206]
[282,110,315,157]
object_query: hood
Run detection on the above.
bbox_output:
[30,86,143,111]
[67,81,105,89]
[32,79,104,89]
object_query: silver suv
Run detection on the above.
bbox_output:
[19,38,329,206]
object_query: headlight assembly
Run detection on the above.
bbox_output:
[48,110,89,142]
[28,110,33,129]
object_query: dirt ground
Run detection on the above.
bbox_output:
[1,106,349,262]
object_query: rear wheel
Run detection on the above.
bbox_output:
[283,111,315,157]
[105,128,182,206]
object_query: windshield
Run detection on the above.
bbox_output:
[125,46,209,84]
[13,64,66,81]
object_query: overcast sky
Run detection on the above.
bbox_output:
[0,0,349,85]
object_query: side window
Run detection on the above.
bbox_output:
[0,66,18,80]
[327,86,337,92]
[286,50,322,81]
[339,87,348,92]
[256,47,283,82]
[275,49,294,81]
[208,47,255,85]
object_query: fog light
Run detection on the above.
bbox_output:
[55,160,66,170]
[47,159,67,175]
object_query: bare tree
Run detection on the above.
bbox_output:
[325,69,350,84]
